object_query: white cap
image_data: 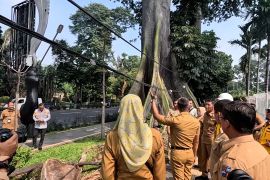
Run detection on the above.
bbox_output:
[217,93,233,101]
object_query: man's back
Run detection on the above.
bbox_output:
[212,135,270,180]
[170,112,200,148]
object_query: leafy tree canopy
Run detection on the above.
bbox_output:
[69,3,136,61]
[171,26,233,100]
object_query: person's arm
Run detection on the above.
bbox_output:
[152,132,166,180]
[0,169,8,180]
[0,111,4,121]
[101,133,115,180]
[254,113,266,131]
[0,133,18,180]
[43,110,51,122]
[33,110,39,121]
[151,100,175,126]
[192,124,200,157]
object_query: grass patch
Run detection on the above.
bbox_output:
[12,137,104,169]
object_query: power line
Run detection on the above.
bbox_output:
[0,14,171,92]
[66,0,174,74]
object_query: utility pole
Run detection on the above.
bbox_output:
[101,38,106,139]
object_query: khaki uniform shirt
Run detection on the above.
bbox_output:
[209,133,229,177]
[0,109,20,130]
[212,135,270,180]
[201,112,216,144]
[101,128,166,180]
[159,112,200,149]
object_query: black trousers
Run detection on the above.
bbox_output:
[33,128,46,148]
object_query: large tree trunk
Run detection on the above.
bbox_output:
[247,43,252,97]
[256,40,261,94]
[20,67,39,137]
[129,0,196,126]
[266,33,270,108]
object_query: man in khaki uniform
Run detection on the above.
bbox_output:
[151,96,200,180]
[212,101,270,180]
[198,100,215,179]
[0,102,20,130]
[208,99,231,178]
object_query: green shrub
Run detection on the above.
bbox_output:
[11,146,32,168]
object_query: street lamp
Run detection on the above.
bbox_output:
[39,24,64,65]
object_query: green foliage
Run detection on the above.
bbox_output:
[69,3,136,61]
[11,146,32,168]
[62,83,74,101]
[171,0,254,24]
[107,53,140,99]
[12,137,103,169]
[171,26,233,100]
[52,3,136,103]
[0,96,9,103]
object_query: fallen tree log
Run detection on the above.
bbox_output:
[9,161,101,177]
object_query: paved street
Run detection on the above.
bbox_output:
[24,121,116,148]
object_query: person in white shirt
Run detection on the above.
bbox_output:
[189,99,198,118]
[32,103,51,150]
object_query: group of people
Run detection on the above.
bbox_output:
[0,102,51,150]
[101,92,270,180]
[1,92,270,179]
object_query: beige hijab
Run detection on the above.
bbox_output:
[114,94,153,172]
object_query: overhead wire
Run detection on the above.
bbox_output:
[66,0,175,74]
[0,14,177,93]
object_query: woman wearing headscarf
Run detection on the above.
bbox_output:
[101,94,166,180]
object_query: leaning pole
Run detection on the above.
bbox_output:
[129,0,198,126]
[20,0,50,137]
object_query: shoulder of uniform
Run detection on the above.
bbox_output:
[226,145,240,160]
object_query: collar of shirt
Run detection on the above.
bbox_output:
[221,135,254,153]
[36,108,48,113]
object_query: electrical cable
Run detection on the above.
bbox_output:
[66,0,175,74]
[0,14,175,92]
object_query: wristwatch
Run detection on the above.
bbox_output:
[0,161,14,175]
[0,161,9,171]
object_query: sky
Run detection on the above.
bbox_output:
[0,0,246,66]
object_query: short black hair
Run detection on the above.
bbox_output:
[178,97,189,111]
[204,99,213,103]
[222,101,256,134]
[214,100,231,113]
[38,103,44,107]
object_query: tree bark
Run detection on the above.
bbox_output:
[121,80,128,97]
[20,67,39,137]
[129,0,196,126]
[256,40,261,94]
[247,42,252,97]
[266,33,270,108]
